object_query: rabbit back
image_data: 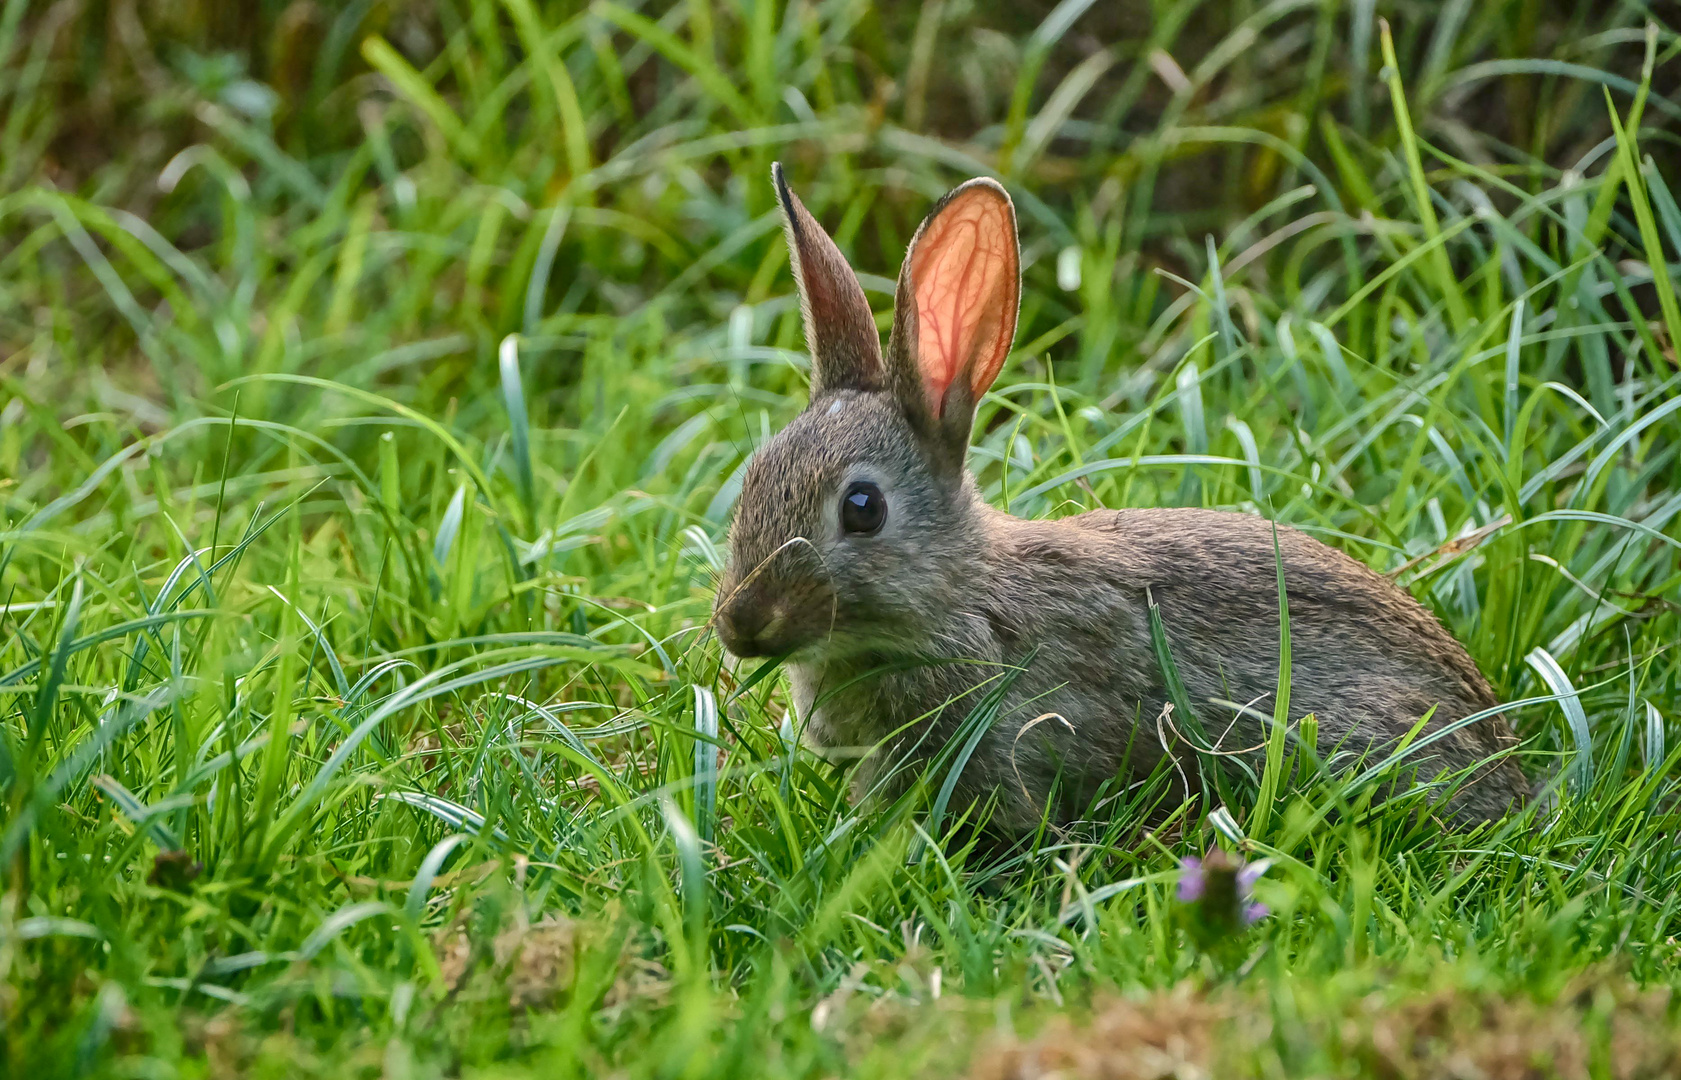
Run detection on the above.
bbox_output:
[794,506,1526,830]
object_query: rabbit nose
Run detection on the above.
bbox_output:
[717,602,788,657]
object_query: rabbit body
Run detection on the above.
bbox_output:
[715,167,1527,830]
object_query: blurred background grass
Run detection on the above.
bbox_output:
[7,0,1679,406]
[4,2,1681,1077]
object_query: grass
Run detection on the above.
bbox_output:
[3,1,1681,1076]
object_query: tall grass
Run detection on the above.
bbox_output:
[2,1,1680,1075]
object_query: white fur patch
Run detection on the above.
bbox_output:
[827,399,844,416]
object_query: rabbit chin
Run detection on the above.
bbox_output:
[780,621,930,666]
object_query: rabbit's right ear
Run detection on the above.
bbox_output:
[884,178,1020,471]
[773,163,884,396]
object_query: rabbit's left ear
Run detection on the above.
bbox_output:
[773,163,884,397]
[887,178,1020,458]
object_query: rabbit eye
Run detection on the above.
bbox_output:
[840,482,886,535]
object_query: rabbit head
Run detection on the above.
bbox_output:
[713,164,1021,660]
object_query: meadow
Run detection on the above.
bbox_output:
[3,1,1681,1075]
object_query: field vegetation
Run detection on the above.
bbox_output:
[3,1,1681,1075]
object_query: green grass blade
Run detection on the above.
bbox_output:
[499,334,536,519]
[1644,700,1667,776]
[405,833,473,924]
[1379,19,1470,333]
[1249,521,1293,839]
[1525,647,1594,795]
[692,684,719,845]
[360,36,482,161]
[501,0,591,182]
[1604,92,1681,365]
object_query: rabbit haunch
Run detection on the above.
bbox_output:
[713,164,1527,829]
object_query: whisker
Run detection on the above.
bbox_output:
[773,535,842,643]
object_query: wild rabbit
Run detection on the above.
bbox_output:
[713,164,1527,831]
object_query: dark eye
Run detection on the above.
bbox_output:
[840,482,886,535]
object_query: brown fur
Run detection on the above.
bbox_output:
[714,168,1527,831]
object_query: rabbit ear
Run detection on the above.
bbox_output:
[773,163,884,396]
[887,178,1019,455]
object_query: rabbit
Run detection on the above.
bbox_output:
[712,163,1528,832]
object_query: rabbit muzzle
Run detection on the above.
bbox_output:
[714,594,792,658]
[713,556,841,659]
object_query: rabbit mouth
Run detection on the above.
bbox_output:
[715,604,794,658]
[715,609,871,664]
[715,574,927,662]
[715,590,833,658]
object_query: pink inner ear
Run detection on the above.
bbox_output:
[909,186,1020,416]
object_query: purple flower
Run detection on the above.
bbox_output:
[1237,861,1268,924]
[1177,849,1269,930]
[1177,856,1205,902]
